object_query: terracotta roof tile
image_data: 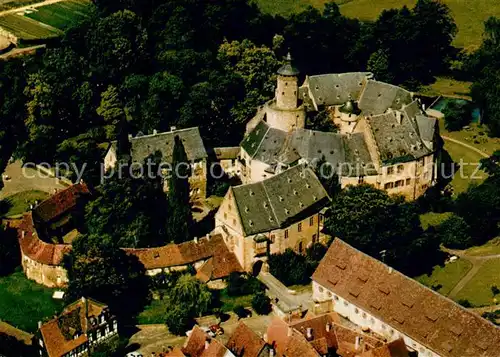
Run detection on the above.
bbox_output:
[182,326,209,357]
[33,183,90,223]
[360,339,409,357]
[312,239,500,357]
[201,339,230,357]
[226,322,266,357]
[17,213,70,266]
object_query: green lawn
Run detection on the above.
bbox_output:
[455,258,500,306]
[419,212,452,229]
[137,298,168,325]
[420,77,472,99]
[443,139,487,194]
[416,258,472,296]
[440,121,500,157]
[0,271,63,332]
[0,14,61,40]
[2,190,49,217]
[466,238,500,257]
[253,0,500,50]
[219,289,253,312]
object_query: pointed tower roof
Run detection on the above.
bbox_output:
[277,52,300,76]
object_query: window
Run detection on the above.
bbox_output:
[298,223,302,232]
[355,308,359,314]
[358,176,365,184]
[312,234,317,243]
[334,295,339,301]
[343,301,349,307]
[384,182,394,189]
[397,164,404,173]
[309,217,314,226]
[285,229,289,239]
[395,180,404,187]
[318,287,324,293]
[232,219,236,225]
[387,166,394,175]
[228,204,232,211]
[362,312,367,318]
[270,235,275,243]
[406,178,411,185]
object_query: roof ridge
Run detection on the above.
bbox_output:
[332,238,500,330]
[129,127,199,141]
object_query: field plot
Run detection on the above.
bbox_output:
[25,0,91,30]
[0,13,60,40]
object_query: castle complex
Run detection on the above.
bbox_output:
[236,54,439,200]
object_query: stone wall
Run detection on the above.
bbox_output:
[22,254,68,288]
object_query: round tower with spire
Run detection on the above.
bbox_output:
[265,53,306,132]
[276,53,300,110]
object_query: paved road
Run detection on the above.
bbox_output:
[258,272,312,313]
[441,135,489,158]
[0,160,66,199]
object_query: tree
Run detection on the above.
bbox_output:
[455,178,500,242]
[437,214,473,249]
[268,249,312,286]
[252,292,272,315]
[0,225,20,276]
[480,150,500,177]
[325,184,424,272]
[367,49,393,83]
[164,274,212,335]
[97,85,126,141]
[63,234,150,322]
[443,100,471,131]
[85,154,169,248]
[166,136,193,244]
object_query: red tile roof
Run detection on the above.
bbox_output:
[201,339,229,357]
[33,183,90,223]
[18,212,70,266]
[226,322,266,357]
[182,326,209,357]
[360,339,409,357]
[39,298,108,357]
[16,213,241,281]
[312,239,500,357]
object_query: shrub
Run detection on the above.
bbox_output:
[165,304,192,335]
[226,273,263,296]
[437,214,473,249]
[233,305,248,319]
[443,100,471,131]
[251,292,272,315]
[268,249,312,286]
[458,299,473,308]
[492,285,500,296]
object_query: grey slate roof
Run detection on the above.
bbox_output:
[241,120,272,158]
[306,72,372,107]
[231,165,330,236]
[368,112,431,164]
[358,80,413,116]
[290,129,345,166]
[119,127,207,164]
[416,115,437,143]
[342,133,377,176]
[277,53,300,76]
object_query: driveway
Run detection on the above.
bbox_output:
[0,161,66,199]
[258,272,312,314]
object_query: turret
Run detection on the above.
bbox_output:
[276,53,300,110]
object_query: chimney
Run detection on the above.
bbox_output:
[38,321,42,329]
[153,129,158,135]
[326,322,331,332]
[170,126,177,132]
[355,336,362,351]
[396,111,403,125]
[81,296,86,304]
[21,230,25,238]
[128,134,133,140]
[194,237,198,243]
[206,234,210,241]
[306,327,313,340]
[263,333,268,343]
[204,340,210,350]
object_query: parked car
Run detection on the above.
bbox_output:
[210,324,224,335]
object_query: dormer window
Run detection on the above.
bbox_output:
[279,196,284,202]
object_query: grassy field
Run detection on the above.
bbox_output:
[419,212,452,229]
[0,271,63,332]
[420,77,472,99]
[443,139,486,194]
[0,13,61,40]
[466,238,500,257]
[440,121,500,157]
[137,298,168,325]
[2,190,49,217]
[416,258,472,296]
[25,0,91,30]
[455,258,500,306]
[219,289,253,312]
[254,0,500,50]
